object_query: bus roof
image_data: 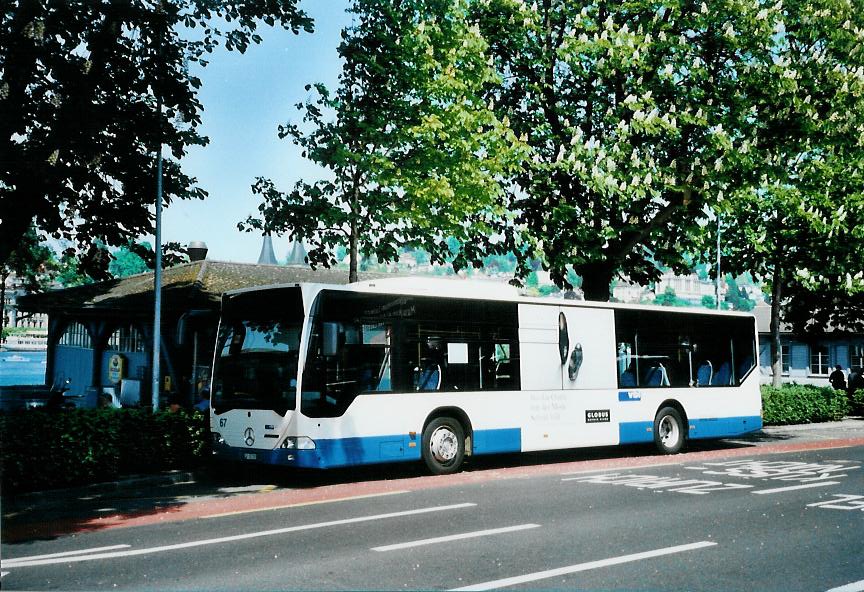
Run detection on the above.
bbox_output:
[222,277,755,319]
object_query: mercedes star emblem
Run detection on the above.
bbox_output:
[244,427,255,447]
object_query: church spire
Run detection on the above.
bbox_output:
[285,237,308,267]
[257,234,278,265]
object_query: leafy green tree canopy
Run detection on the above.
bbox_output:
[1,0,313,279]
[712,0,864,331]
[109,242,151,278]
[473,0,817,300]
[242,0,525,282]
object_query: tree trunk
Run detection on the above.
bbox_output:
[348,182,359,284]
[348,223,359,284]
[579,262,615,302]
[769,264,784,388]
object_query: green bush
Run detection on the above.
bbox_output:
[0,408,209,493]
[761,384,850,426]
[851,388,864,415]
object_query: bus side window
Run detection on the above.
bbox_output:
[493,343,512,383]
[415,336,444,391]
[617,341,638,387]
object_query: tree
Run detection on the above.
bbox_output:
[712,0,864,385]
[0,1,313,278]
[52,251,93,288]
[242,0,525,282]
[654,286,687,307]
[109,243,150,278]
[723,275,754,311]
[472,0,787,300]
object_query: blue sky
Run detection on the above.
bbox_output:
[159,1,351,263]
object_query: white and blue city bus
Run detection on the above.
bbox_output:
[209,278,761,474]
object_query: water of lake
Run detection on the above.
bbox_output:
[0,350,48,386]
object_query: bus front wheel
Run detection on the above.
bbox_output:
[653,407,685,454]
[422,417,465,475]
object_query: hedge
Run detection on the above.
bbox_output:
[761,384,850,426]
[0,408,209,493]
[851,388,864,415]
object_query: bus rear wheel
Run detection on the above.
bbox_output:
[653,407,685,454]
[422,417,465,475]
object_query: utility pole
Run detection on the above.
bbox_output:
[715,214,722,310]
[152,14,164,412]
[152,127,163,411]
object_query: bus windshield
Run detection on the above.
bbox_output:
[212,288,305,414]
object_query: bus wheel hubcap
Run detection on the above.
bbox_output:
[660,417,678,446]
[430,426,458,463]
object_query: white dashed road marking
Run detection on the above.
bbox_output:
[449,541,718,591]
[3,545,132,566]
[826,580,864,592]
[0,503,476,569]
[372,524,540,552]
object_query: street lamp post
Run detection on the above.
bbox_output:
[715,215,722,310]
[152,102,163,412]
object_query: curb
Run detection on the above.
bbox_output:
[762,416,864,431]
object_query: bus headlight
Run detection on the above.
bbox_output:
[211,432,225,445]
[280,436,316,450]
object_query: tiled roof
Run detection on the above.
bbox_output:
[17,260,380,314]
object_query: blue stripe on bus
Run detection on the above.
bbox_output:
[472,428,521,455]
[688,415,762,439]
[211,436,419,468]
[619,421,654,444]
[310,436,422,468]
[620,415,763,444]
[214,427,522,469]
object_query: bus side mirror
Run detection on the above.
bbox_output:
[322,322,340,357]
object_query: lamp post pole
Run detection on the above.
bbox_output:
[715,214,722,310]
[152,100,163,412]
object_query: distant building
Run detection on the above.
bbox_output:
[256,234,279,266]
[17,260,385,407]
[614,272,723,305]
[284,239,308,267]
[2,273,49,350]
[754,306,864,386]
[656,273,720,302]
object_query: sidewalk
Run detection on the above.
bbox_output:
[750,416,864,441]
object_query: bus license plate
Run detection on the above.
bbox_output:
[244,453,257,460]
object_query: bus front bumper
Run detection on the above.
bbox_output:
[211,433,424,469]
[211,441,322,468]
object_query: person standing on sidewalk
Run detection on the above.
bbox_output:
[849,367,864,407]
[830,365,847,391]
